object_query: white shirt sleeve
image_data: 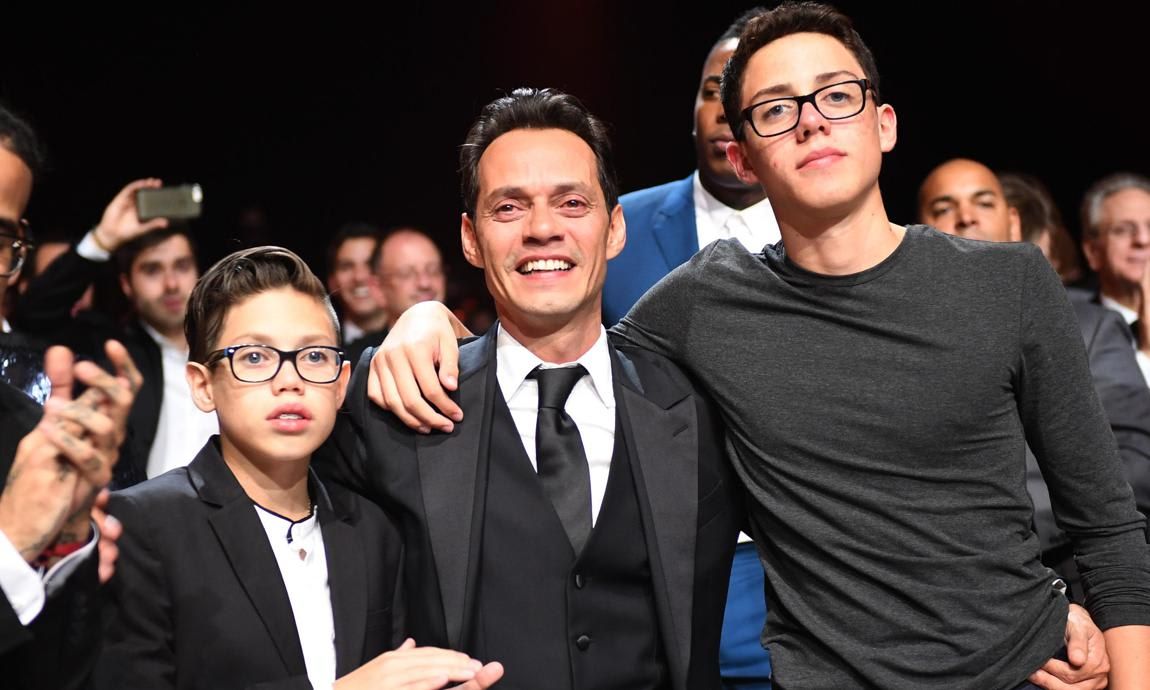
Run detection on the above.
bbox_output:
[0,523,99,626]
[75,230,112,262]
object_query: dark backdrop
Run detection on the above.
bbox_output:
[3,1,1147,300]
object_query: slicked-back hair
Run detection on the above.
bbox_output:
[185,245,339,364]
[720,1,882,142]
[459,87,618,219]
[325,221,382,274]
[1080,172,1150,239]
[0,104,44,178]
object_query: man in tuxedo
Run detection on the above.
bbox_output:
[603,8,780,328]
[322,88,741,690]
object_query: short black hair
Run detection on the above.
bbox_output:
[0,104,45,178]
[325,221,382,274]
[721,2,882,142]
[459,88,618,218]
[114,224,198,275]
[718,6,768,43]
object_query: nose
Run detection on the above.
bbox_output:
[524,204,563,245]
[955,202,978,230]
[272,354,306,393]
[1133,223,1150,247]
[795,100,830,140]
[163,268,180,292]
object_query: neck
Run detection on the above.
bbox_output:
[701,174,765,211]
[220,436,312,519]
[775,185,903,276]
[148,319,189,350]
[1101,277,1143,313]
[498,308,602,364]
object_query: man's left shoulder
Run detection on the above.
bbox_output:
[614,344,703,402]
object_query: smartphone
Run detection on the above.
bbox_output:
[136,184,203,221]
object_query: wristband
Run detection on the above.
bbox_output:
[34,538,87,569]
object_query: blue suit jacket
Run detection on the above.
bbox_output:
[604,175,699,326]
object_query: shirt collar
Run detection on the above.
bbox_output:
[1101,295,1138,324]
[692,171,778,251]
[495,323,614,408]
[1,317,9,334]
[140,320,188,355]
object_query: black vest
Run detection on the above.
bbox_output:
[471,390,669,690]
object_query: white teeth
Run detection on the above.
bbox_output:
[278,414,303,420]
[519,259,573,274]
[351,287,371,298]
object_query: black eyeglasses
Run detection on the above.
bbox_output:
[206,345,346,384]
[740,79,871,138]
[0,218,33,278]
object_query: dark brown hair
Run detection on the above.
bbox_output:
[185,245,338,364]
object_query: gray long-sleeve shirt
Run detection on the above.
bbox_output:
[612,226,1150,689]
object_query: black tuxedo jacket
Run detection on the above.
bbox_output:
[0,381,102,689]
[321,327,742,690]
[14,245,163,487]
[94,439,403,690]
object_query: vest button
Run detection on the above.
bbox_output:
[574,573,585,589]
[575,634,591,651]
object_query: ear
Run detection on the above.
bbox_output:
[119,273,134,301]
[1007,206,1022,242]
[605,204,627,261]
[877,103,898,153]
[185,361,217,413]
[333,361,351,409]
[726,141,762,186]
[1081,236,1105,272]
[461,213,485,269]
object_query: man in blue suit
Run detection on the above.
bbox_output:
[603,8,780,328]
[604,10,779,689]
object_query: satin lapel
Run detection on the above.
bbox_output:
[317,476,367,676]
[651,175,700,271]
[418,329,496,648]
[612,345,697,687]
[196,447,307,677]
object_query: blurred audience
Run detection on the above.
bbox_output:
[326,222,387,346]
[999,172,1083,284]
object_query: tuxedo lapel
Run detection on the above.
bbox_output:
[651,175,700,271]
[418,329,497,648]
[191,445,307,677]
[612,345,697,686]
[317,475,367,676]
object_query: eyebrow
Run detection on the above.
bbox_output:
[746,70,862,103]
[703,75,722,87]
[927,189,999,206]
[484,182,594,203]
[226,333,334,347]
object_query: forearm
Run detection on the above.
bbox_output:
[1103,625,1150,689]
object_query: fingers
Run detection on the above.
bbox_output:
[456,661,504,690]
[1065,603,1090,667]
[1029,665,1109,690]
[104,339,144,398]
[39,406,114,488]
[92,491,120,584]
[383,346,456,433]
[44,346,76,402]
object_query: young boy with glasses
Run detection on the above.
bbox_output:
[94,246,502,690]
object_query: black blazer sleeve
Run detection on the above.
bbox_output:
[11,246,105,337]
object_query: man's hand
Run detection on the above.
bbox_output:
[367,301,472,433]
[333,637,503,690]
[90,178,169,252]
[91,489,121,584]
[1029,603,1109,690]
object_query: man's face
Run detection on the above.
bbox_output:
[0,147,33,314]
[120,234,198,337]
[918,159,1020,243]
[1084,187,1150,290]
[187,287,348,470]
[327,237,381,324]
[726,32,896,225]
[376,230,447,325]
[694,39,756,194]
[461,128,625,335]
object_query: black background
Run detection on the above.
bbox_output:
[3,1,1148,299]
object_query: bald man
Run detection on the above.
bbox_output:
[918,158,1020,243]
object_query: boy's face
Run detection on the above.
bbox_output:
[727,32,896,224]
[186,286,349,468]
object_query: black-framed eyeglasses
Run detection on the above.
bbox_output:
[740,79,871,138]
[0,218,33,278]
[206,344,346,384]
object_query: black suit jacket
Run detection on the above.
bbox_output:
[0,380,102,690]
[321,327,741,690]
[13,246,163,487]
[95,439,403,690]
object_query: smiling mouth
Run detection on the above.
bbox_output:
[517,259,573,275]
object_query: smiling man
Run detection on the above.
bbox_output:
[322,88,741,690]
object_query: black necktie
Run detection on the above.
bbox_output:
[528,365,592,554]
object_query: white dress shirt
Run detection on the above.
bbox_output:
[0,523,98,625]
[141,322,218,478]
[692,171,781,254]
[496,325,615,525]
[255,504,336,690]
[1100,295,1150,386]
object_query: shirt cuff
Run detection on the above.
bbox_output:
[0,528,46,626]
[76,230,112,262]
